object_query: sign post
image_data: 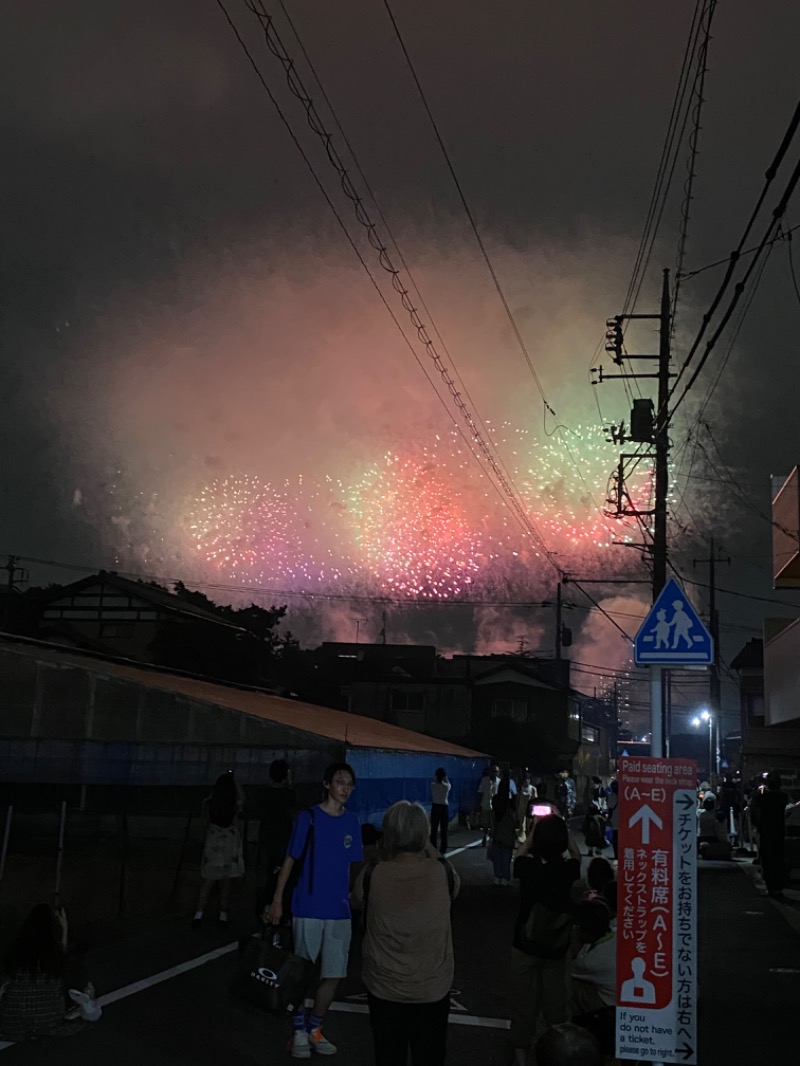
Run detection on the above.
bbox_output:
[634,577,714,759]
[616,756,697,1064]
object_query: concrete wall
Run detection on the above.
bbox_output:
[765,619,800,725]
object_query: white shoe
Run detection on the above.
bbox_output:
[289,1031,311,1060]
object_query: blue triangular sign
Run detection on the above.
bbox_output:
[633,577,714,666]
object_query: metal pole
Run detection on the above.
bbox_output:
[652,269,671,601]
[650,665,663,758]
[54,800,67,904]
[0,805,13,881]
[708,720,714,782]
[169,809,194,903]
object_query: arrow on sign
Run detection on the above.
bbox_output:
[676,792,695,811]
[628,804,663,844]
[678,1042,695,1061]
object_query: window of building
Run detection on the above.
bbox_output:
[491,698,528,722]
[395,710,426,732]
[99,622,135,639]
[391,690,425,711]
[581,724,599,744]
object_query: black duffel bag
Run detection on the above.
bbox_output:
[232,924,315,1014]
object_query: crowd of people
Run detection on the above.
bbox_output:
[9,758,795,1061]
[237,758,617,1064]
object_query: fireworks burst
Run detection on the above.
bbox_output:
[493,423,652,553]
[97,423,662,596]
[186,475,300,582]
[345,449,486,599]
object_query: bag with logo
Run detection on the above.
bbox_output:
[232,925,315,1014]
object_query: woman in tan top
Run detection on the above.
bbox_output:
[352,800,459,1066]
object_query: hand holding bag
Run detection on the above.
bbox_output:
[232,924,315,1014]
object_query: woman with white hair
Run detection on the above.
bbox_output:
[352,800,459,1066]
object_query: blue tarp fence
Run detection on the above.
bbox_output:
[345,747,485,829]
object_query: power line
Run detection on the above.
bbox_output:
[622,0,706,318]
[786,222,800,309]
[671,0,716,329]
[678,221,800,280]
[380,0,555,420]
[667,98,800,410]
[565,579,634,642]
[270,0,519,502]
[235,1,560,570]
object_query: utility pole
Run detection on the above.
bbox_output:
[653,269,671,600]
[592,268,674,758]
[555,577,572,663]
[694,536,731,734]
[592,268,673,597]
[2,555,28,630]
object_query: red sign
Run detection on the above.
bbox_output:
[616,757,697,1064]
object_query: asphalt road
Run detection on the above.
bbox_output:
[3,832,800,1065]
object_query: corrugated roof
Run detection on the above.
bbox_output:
[0,634,486,758]
[104,661,485,756]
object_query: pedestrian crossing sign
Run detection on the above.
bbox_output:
[633,577,713,666]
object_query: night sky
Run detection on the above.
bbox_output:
[4,1,800,734]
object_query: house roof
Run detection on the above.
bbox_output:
[730,638,764,671]
[0,633,486,758]
[42,571,244,630]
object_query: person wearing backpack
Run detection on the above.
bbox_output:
[352,801,459,1066]
[581,804,607,857]
[267,762,363,1059]
[509,815,581,1066]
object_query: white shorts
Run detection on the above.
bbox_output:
[292,917,352,980]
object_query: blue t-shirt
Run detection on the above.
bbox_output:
[289,805,363,920]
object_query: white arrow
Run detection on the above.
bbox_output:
[628,804,663,844]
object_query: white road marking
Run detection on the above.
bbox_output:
[0,846,495,1052]
[330,1001,509,1029]
[443,839,484,859]
[95,942,238,1007]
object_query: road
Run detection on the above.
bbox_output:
[3,831,800,1065]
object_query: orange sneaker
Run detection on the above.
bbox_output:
[308,1027,337,1055]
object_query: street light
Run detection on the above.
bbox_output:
[691,709,717,781]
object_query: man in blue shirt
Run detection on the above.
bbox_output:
[268,762,363,1059]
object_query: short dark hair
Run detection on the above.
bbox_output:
[587,857,615,892]
[435,767,447,782]
[576,899,611,942]
[536,1023,602,1066]
[323,761,356,786]
[532,814,568,862]
[269,758,289,783]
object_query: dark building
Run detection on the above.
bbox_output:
[29,571,270,683]
[299,643,613,795]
